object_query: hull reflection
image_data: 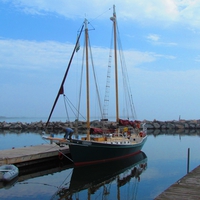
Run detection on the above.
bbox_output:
[52,151,147,200]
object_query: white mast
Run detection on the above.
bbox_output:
[110,5,119,123]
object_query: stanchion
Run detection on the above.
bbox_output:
[187,148,190,174]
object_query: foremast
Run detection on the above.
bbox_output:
[110,5,119,123]
[85,19,90,140]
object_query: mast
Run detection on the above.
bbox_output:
[110,5,119,122]
[85,19,90,140]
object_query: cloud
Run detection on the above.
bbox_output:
[119,0,179,22]
[178,0,200,27]
[147,34,160,42]
[1,0,200,29]
[2,0,110,19]
[146,34,178,47]
[0,39,72,70]
[0,38,165,72]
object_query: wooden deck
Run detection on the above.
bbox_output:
[0,144,70,166]
[155,165,200,199]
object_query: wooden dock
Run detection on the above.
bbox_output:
[0,144,70,166]
[155,165,200,199]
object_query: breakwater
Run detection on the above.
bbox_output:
[145,119,200,129]
[0,119,200,131]
[0,120,117,132]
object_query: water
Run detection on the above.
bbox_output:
[0,116,69,123]
[0,129,200,200]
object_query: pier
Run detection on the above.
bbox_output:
[155,165,200,199]
[0,144,70,166]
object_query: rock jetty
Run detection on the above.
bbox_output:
[145,119,200,130]
[0,120,117,132]
[0,119,200,131]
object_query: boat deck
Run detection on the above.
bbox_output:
[155,165,200,199]
[89,135,142,144]
[0,144,70,166]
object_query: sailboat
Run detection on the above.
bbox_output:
[45,5,147,166]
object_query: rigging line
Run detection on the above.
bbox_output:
[58,149,73,162]
[64,95,77,118]
[45,23,84,128]
[41,136,73,162]
[63,94,70,121]
[103,27,114,119]
[87,21,95,31]
[77,38,85,120]
[38,138,63,151]
[121,54,131,119]
[116,24,137,119]
[19,181,59,188]
[119,44,130,119]
[115,23,130,118]
[55,167,73,190]
[133,178,139,200]
[65,95,86,120]
[132,179,137,199]
[90,7,112,23]
[88,36,103,119]
[121,50,137,118]
[84,7,112,34]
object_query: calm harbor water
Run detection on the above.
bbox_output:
[0,128,200,199]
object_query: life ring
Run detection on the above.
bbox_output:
[139,132,143,137]
[58,152,63,160]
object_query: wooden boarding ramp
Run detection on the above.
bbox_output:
[0,144,70,166]
[155,165,200,199]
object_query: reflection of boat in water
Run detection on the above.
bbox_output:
[0,177,18,190]
[51,151,147,200]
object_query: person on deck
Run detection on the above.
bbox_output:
[63,127,74,140]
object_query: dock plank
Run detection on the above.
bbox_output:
[0,144,70,165]
[155,165,200,200]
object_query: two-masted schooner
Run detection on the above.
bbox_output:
[44,5,147,166]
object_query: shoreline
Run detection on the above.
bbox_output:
[1,119,200,131]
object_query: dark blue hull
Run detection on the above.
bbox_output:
[69,136,147,166]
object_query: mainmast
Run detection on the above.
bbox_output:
[85,19,90,140]
[110,5,119,122]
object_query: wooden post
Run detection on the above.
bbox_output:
[187,148,190,174]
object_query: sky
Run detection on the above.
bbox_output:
[1,0,200,122]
